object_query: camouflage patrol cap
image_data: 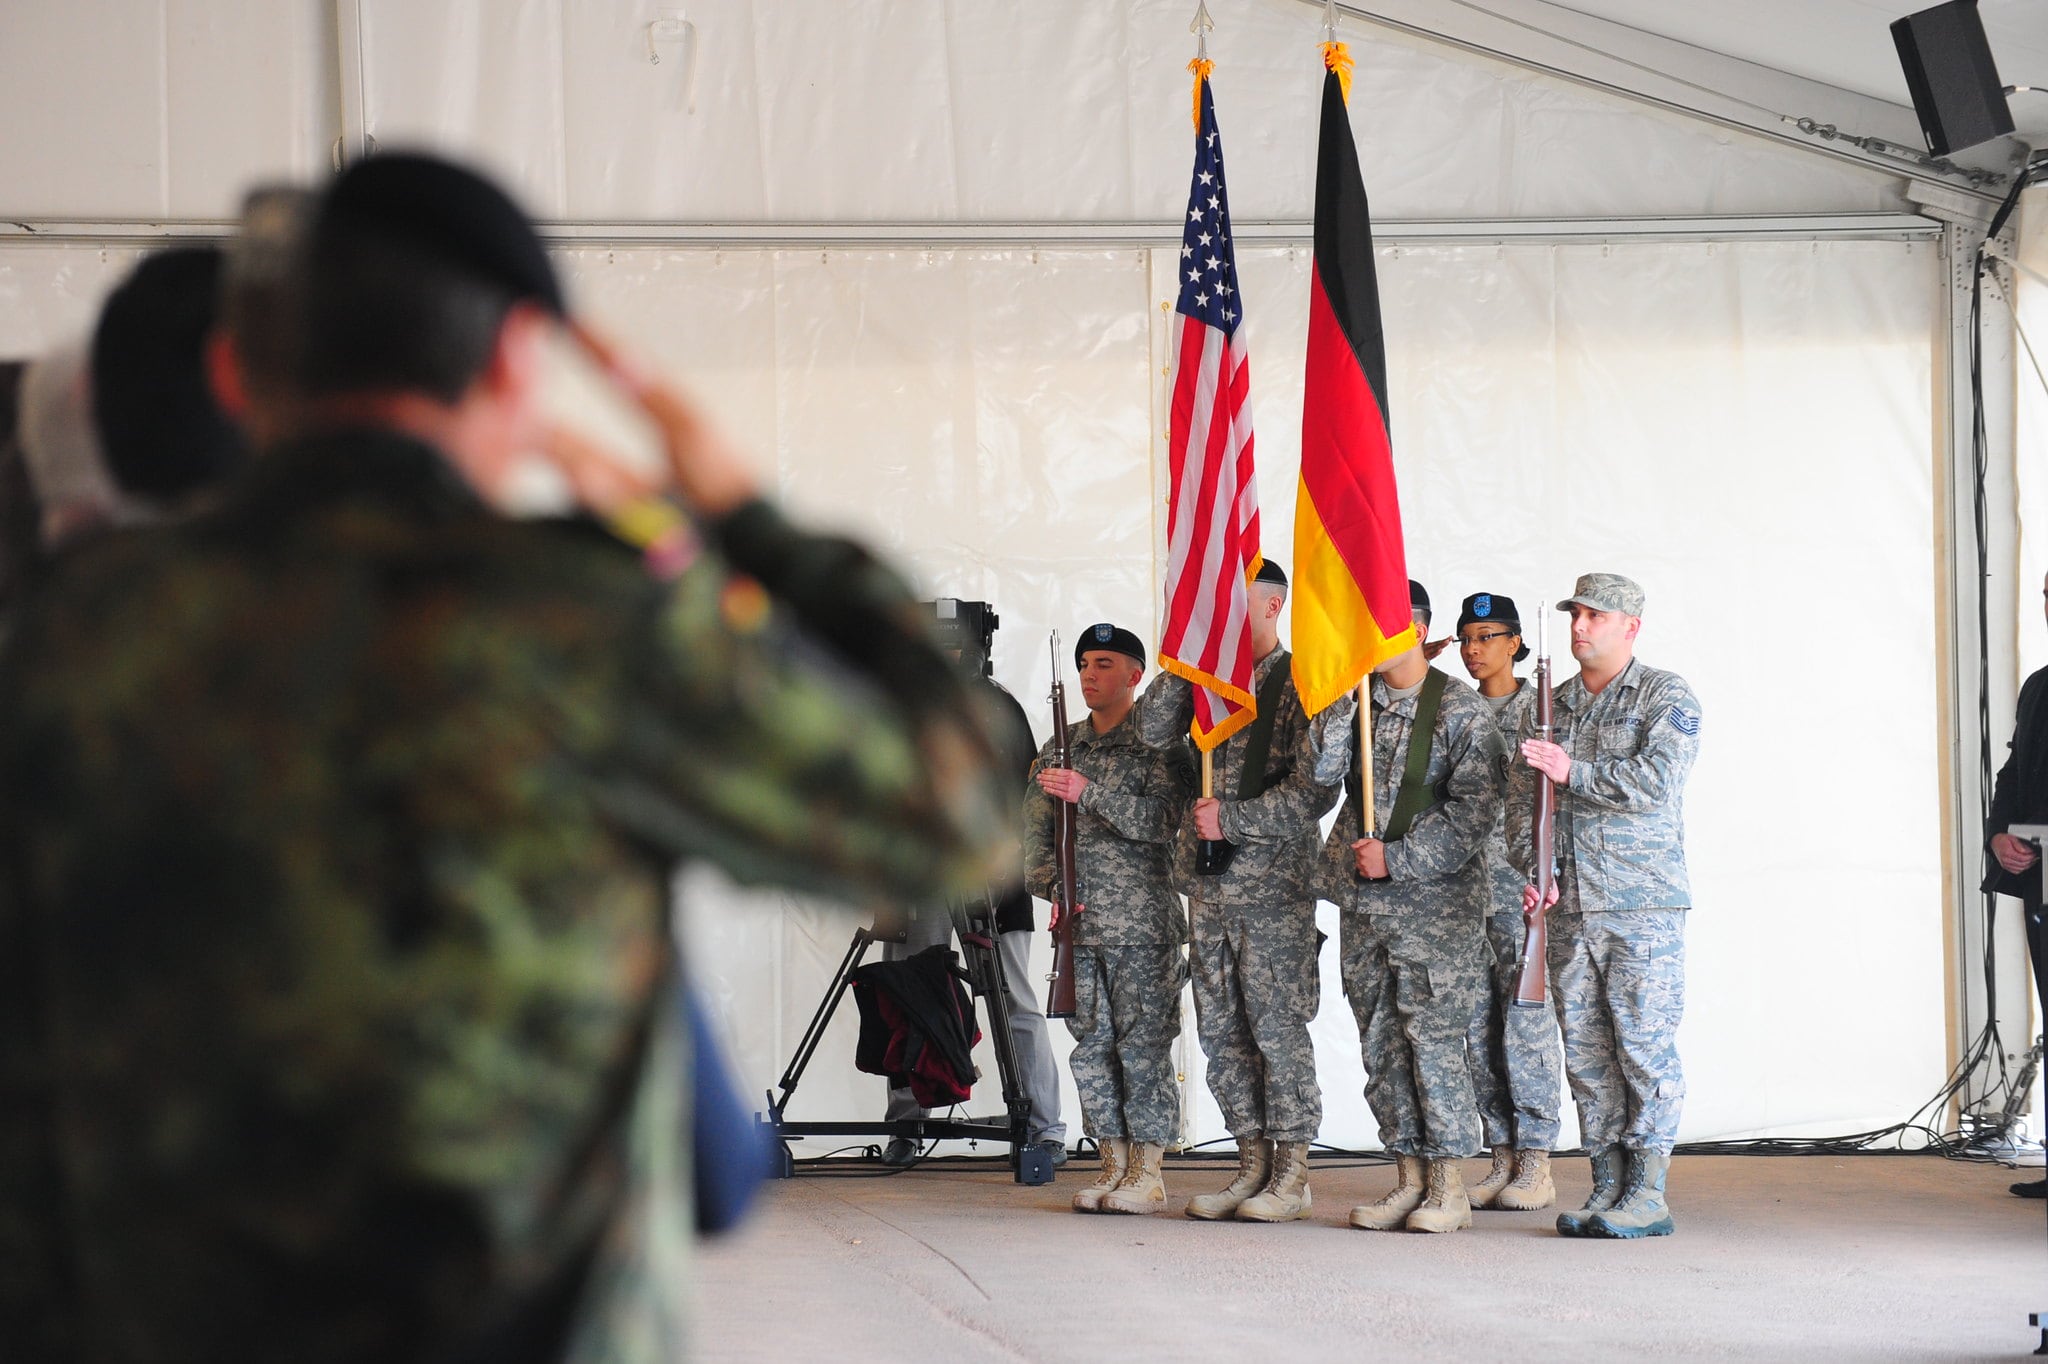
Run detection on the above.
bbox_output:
[1557,572,1646,616]
[1075,623,1146,668]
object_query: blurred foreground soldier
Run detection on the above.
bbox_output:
[0,153,1015,1363]
[14,345,136,552]
[90,246,251,511]
[1985,567,2048,1199]
[1025,625,1191,1214]
[1453,592,1562,1211]
[879,604,1068,1170]
[5,247,252,616]
[1137,560,1340,1223]
[1509,573,1700,1240]
[1318,583,1501,1234]
[0,360,30,613]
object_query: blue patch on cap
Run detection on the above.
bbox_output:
[1474,594,1492,618]
[1665,707,1700,736]
[1094,624,1113,643]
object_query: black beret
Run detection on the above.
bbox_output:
[1458,591,1530,661]
[1075,623,1147,668]
[1456,591,1521,633]
[1409,579,1431,617]
[316,152,564,315]
[1253,559,1288,588]
[90,246,250,502]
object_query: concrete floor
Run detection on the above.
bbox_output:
[696,1152,2048,1362]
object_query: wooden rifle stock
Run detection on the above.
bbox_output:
[1045,633,1081,1019]
[1513,653,1555,1009]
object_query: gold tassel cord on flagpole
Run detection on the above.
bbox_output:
[1189,57,1214,130]
[1188,0,1215,130]
[1322,40,1354,105]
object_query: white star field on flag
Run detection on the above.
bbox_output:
[1176,114,1242,333]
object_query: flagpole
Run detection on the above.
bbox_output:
[1358,675,1375,837]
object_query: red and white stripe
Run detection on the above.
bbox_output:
[1161,314,1260,745]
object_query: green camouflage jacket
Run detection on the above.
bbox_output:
[0,429,1016,1363]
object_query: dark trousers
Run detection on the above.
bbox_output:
[2026,897,2048,1033]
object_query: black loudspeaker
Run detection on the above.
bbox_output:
[1891,0,2014,156]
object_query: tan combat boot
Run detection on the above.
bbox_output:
[1347,1153,1426,1230]
[1101,1141,1167,1214]
[1467,1144,1515,1209]
[1071,1138,1129,1213]
[1556,1147,1625,1237]
[1494,1149,1556,1211]
[1186,1135,1273,1221]
[1235,1140,1312,1222]
[1405,1158,1472,1233]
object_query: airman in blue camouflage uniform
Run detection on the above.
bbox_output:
[1025,624,1193,1215]
[0,155,1021,1363]
[1136,561,1341,1224]
[1507,573,1701,1241]
[1452,592,1564,1213]
[1313,584,1502,1234]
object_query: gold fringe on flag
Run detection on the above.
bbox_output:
[1188,56,1214,129]
[1321,40,1353,103]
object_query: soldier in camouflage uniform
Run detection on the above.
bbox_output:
[1136,560,1341,1224]
[1506,573,1701,1241]
[0,154,1019,1364]
[1453,592,1563,1212]
[1313,583,1502,1234]
[1024,623,1192,1215]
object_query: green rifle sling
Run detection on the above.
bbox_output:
[1234,658,1295,801]
[1378,667,1448,843]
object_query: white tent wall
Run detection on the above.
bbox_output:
[0,1,1983,1147]
[554,234,1941,1150]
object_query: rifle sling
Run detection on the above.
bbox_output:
[1234,660,1294,801]
[1369,667,1448,844]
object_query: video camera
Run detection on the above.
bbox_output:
[924,597,999,678]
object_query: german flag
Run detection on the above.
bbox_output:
[1290,42,1415,716]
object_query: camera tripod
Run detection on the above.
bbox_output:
[762,899,1055,1185]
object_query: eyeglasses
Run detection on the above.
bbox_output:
[1459,631,1516,646]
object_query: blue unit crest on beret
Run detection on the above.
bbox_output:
[1094,624,1113,642]
[1665,707,1700,736]
[1474,594,1492,618]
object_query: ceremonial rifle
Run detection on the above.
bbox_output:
[1513,617,1555,1009]
[1044,632,1080,1019]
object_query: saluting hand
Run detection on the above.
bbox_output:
[1193,797,1224,841]
[1036,767,1089,804]
[1521,737,1571,784]
[1422,636,1454,662]
[570,322,761,518]
[1993,832,2041,875]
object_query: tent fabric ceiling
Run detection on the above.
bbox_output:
[0,0,1962,225]
[1552,0,2048,120]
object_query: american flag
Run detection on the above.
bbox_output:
[1161,74,1261,750]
